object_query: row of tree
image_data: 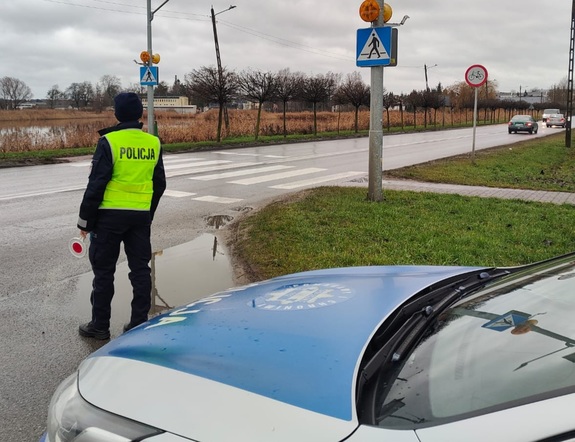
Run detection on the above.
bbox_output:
[0,69,568,142]
[0,75,125,111]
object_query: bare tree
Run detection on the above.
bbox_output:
[66,81,94,109]
[0,76,32,110]
[428,83,446,126]
[66,83,82,109]
[335,72,370,133]
[274,68,304,137]
[171,75,185,96]
[125,83,146,94]
[382,92,397,131]
[238,70,277,140]
[404,90,423,128]
[98,75,122,107]
[46,84,64,109]
[300,73,338,135]
[155,81,170,96]
[185,66,238,142]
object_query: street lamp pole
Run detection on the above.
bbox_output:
[211,5,236,139]
[146,0,170,135]
[424,63,437,91]
[519,85,527,101]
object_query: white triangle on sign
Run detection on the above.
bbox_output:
[141,67,157,83]
[358,29,390,61]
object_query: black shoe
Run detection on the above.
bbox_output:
[79,322,110,340]
[123,322,144,333]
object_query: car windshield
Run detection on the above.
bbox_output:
[373,256,575,430]
[511,116,529,121]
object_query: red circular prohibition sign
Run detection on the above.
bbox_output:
[465,64,488,88]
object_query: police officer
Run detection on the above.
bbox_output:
[77,92,166,340]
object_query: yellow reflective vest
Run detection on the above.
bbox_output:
[100,129,161,211]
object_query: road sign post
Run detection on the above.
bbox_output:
[357,0,403,202]
[357,0,392,202]
[465,64,488,163]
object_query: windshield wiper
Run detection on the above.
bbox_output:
[358,268,511,391]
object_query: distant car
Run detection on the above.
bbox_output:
[40,252,575,442]
[542,108,560,122]
[508,114,538,134]
[546,113,566,128]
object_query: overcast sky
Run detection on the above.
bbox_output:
[3,0,573,100]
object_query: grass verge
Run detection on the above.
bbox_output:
[386,133,575,191]
[230,132,575,280]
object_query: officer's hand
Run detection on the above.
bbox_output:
[79,230,88,239]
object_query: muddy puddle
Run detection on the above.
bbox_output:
[74,233,235,333]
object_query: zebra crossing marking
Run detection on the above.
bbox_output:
[217,152,287,159]
[229,168,326,185]
[270,172,366,189]
[164,190,196,198]
[188,165,293,181]
[192,195,243,204]
[165,160,231,171]
[166,162,262,178]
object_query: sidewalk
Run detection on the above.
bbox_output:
[377,179,575,205]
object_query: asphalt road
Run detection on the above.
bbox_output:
[0,122,560,441]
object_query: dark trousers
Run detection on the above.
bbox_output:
[88,210,152,330]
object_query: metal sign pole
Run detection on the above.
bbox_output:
[146,0,154,135]
[472,87,478,163]
[465,64,488,165]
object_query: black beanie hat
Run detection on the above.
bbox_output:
[114,92,143,122]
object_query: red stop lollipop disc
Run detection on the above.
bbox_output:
[69,237,86,258]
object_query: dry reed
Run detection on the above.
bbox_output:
[0,107,493,153]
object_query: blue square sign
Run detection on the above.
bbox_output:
[140,66,159,86]
[356,27,392,67]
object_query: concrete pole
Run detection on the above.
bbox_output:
[367,1,385,202]
[145,0,170,136]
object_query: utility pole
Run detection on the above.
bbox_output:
[566,0,575,147]
[211,5,236,140]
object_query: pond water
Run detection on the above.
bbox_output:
[0,117,116,151]
[0,115,190,151]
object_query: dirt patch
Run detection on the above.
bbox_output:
[219,189,314,286]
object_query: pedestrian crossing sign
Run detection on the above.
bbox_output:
[140,66,159,86]
[482,310,531,332]
[356,27,392,67]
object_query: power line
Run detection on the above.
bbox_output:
[40,0,352,62]
[217,19,353,62]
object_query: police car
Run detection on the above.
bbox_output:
[41,253,575,441]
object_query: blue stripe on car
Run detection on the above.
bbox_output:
[90,266,480,420]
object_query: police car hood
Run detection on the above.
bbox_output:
[79,265,482,442]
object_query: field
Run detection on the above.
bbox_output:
[0,106,507,153]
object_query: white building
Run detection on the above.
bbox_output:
[141,96,197,114]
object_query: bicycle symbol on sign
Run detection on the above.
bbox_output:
[468,70,484,81]
[465,65,488,88]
